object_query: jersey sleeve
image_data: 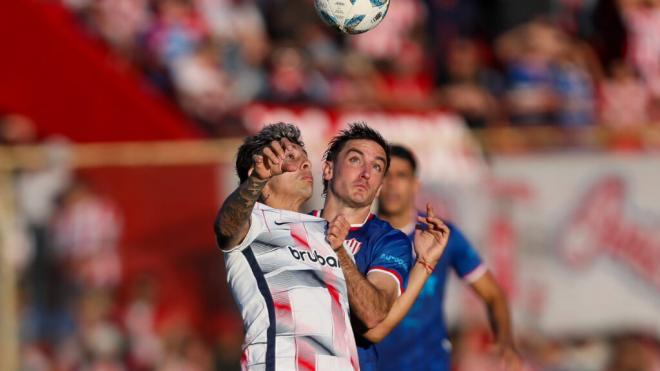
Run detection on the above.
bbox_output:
[366,230,413,296]
[222,205,266,253]
[447,223,486,283]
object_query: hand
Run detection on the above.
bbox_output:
[497,344,523,371]
[413,203,450,268]
[251,138,298,180]
[326,215,350,251]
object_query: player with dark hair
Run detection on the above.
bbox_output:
[312,123,451,371]
[215,122,360,370]
[215,123,450,370]
[375,144,522,371]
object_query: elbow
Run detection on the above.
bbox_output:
[215,234,231,250]
[213,220,231,250]
[362,330,386,344]
[361,309,388,330]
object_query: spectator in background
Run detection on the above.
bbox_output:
[260,44,330,105]
[298,22,343,83]
[147,0,208,67]
[553,40,597,127]
[619,0,660,120]
[600,60,651,128]
[497,20,563,126]
[591,0,628,70]
[51,178,122,292]
[437,38,505,129]
[89,0,151,62]
[331,52,385,109]
[199,0,270,104]
[124,276,163,371]
[422,0,484,80]
[170,41,238,133]
[378,38,436,110]
[350,0,426,60]
[1,114,75,344]
[0,115,39,274]
[73,290,125,371]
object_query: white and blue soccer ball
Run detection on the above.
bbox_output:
[314,0,390,34]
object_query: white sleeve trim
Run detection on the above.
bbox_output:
[367,268,403,297]
[462,264,487,284]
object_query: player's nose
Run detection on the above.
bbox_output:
[360,165,371,179]
[300,157,311,170]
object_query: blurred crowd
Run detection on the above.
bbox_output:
[5,0,660,368]
[57,0,660,136]
[1,115,243,371]
[4,113,660,370]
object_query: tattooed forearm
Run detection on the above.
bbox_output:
[215,176,268,250]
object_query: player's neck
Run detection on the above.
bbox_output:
[263,194,306,213]
[379,207,416,231]
[321,193,372,225]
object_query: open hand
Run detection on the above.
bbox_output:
[327,215,350,251]
[413,203,450,267]
[252,138,299,180]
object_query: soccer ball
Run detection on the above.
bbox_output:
[314,0,390,34]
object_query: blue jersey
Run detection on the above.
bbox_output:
[312,211,413,371]
[375,217,485,371]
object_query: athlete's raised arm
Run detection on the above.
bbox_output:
[214,138,295,250]
[363,203,450,342]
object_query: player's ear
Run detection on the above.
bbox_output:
[247,166,254,177]
[322,161,333,181]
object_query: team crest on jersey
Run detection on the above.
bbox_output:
[344,238,362,254]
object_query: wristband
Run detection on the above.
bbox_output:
[417,259,435,274]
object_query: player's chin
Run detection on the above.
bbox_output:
[350,192,374,207]
[379,201,401,214]
[298,183,313,198]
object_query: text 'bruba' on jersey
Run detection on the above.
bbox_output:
[223,203,359,371]
[288,246,341,267]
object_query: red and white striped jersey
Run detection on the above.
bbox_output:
[223,203,359,371]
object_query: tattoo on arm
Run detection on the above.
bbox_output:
[214,176,268,249]
[335,248,392,330]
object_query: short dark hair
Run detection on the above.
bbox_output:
[390,144,417,175]
[322,122,390,194]
[235,122,305,184]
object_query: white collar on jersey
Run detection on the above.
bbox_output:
[311,209,374,230]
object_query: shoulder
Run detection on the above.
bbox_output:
[368,216,411,250]
[370,216,409,239]
[444,221,471,247]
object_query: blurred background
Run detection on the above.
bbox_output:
[1,0,659,370]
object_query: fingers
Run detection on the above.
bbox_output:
[417,214,450,240]
[327,215,350,250]
[261,146,281,167]
[426,202,435,218]
[270,140,286,160]
[427,217,448,234]
[280,137,294,153]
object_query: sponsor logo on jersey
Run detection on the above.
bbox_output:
[378,254,408,270]
[288,246,341,268]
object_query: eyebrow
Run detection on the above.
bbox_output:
[346,148,386,165]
